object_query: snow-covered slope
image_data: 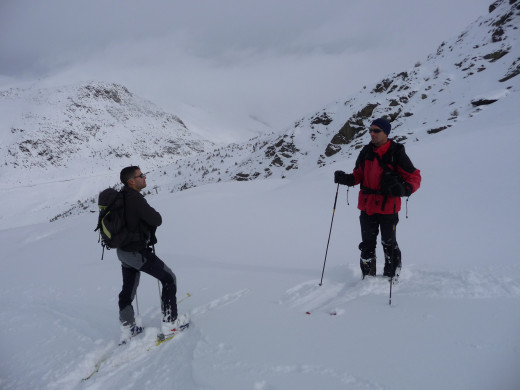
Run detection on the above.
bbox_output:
[151,0,519,191]
[1,97,519,389]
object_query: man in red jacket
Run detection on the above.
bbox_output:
[334,118,421,279]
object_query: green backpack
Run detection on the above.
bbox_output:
[95,188,129,259]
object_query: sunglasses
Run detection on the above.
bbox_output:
[133,173,146,179]
[369,128,383,134]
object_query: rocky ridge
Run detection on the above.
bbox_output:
[149,0,519,194]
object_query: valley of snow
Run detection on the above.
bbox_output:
[1,99,520,389]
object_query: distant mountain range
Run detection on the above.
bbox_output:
[0,82,213,185]
[0,0,518,226]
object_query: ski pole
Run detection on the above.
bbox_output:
[152,244,163,304]
[389,278,393,305]
[319,183,340,286]
[135,292,140,316]
[389,199,397,306]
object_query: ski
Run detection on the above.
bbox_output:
[82,292,191,381]
[305,271,402,314]
[118,327,145,346]
[156,322,190,346]
[82,357,107,381]
[305,311,338,316]
[82,332,146,381]
[362,274,399,285]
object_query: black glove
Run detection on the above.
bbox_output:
[334,171,355,186]
[403,182,413,197]
[148,226,158,246]
[380,172,413,196]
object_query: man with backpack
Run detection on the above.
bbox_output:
[334,118,421,279]
[115,166,188,339]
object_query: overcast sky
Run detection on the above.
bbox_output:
[0,0,491,142]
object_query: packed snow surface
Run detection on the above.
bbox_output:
[1,102,520,389]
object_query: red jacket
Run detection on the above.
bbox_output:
[352,140,421,215]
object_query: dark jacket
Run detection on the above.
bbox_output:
[120,186,162,252]
[352,140,421,215]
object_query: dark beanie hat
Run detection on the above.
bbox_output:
[371,118,391,135]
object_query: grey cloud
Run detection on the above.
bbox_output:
[1,0,492,140]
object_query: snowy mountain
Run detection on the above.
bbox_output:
[0,81,214,228]
[1,1,519,230]
[0,81,213,185]
[1,1,520,389]
[153,0,519,191]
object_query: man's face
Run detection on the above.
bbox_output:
[369,125,388,147]
[129,169,147,191]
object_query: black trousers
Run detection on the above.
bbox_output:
[359,211,401,266]
[118,247,177,326]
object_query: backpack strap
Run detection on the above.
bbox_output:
[374,151,397,211]
[374,150,397,173]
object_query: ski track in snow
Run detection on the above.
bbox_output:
[79,329,184,384]
[74,289,252,388]
[190,288,251,318]
[283,266,520,314]
[75,285,403,390]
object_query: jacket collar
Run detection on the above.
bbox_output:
[372,139,391,157]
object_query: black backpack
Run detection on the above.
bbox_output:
[95,188,129,259]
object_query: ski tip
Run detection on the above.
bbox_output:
[174,322,190,332]
[156,333,176,346]
[305,311,339,316]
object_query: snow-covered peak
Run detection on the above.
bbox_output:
[0,81,214,185]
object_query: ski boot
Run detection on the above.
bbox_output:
[360,258,376,279]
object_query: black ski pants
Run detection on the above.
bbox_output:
[117,247,177,327]
[359,211,401,266]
